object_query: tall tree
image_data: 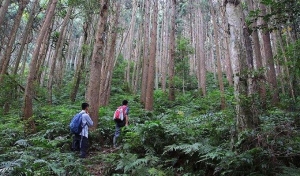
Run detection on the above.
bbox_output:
[168,0,176,101]
[225,0,256,131]
[145,0,158,111]
[70,21,90,102]
[86,0,110,130]
[249,0,266,107]
[47,7,72,104]
[211,1,225,109]
[161,0,169,92]
[14,0,39,75]
[124,0,137,88]
[196,3,207,96]
[0,0,11,28]
[0,0,29,82]
[23,0,58,134]
[140,0,150,105]
[260,3,279,105]
[99,1,121,106]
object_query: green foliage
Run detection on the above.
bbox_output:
[0,105,91,175]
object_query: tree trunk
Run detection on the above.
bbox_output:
[222,13,233,86]
[241,8,260,127]
[0,0,11,28]
[47,7,72,104]
[86,0,109,130]
[23,0,58,134]
[211,2,225,109]
[161,0,169,92]
[132,24,143,93]
[0,0,29,82]
[99,1,120,106]
[145,0,158,111]
[70,22,89,102]
[196,5,207,96]
[14,0,39,75]
[277,30,295,102]
[226,1,254,131]
[140,0,150,105]
[260,4,279,105]
[248,0,266,108]
[124,0,137,89]
[168,0,176,101]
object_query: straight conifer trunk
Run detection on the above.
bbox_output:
[211,2,225,109]
[86,0,109,130]
[23,0,58,134]
[260,4,279,105]
[99,1,120,106]
[145,0,158,111]
[0,0,11,28]
[0,0,29,81]
[70,21,90,102]
[14,0,39,75]
[168,0,176,101]
[47,7,72,104]
[197,5,206,96]
[140,0,150,105]
[161,0,169,92]
[226,1,254,131]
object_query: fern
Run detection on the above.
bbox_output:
[14,139,30,148]
[164,142,214,156]
[0,161,21,175]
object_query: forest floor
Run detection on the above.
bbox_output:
[86,147,119,175]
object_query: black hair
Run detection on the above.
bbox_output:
[122,100,128,105]
[82,103,89,110]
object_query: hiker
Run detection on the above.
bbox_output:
[113,100,129,148]
[71,103,93,158]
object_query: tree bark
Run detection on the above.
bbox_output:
[124,0,137,89]
[226,1,255,131]
[248,0,266,108]
[0,0,11,28]
[0,0,29,82]
[14,0,39,75]
[168,0,176,101]
[47,7,72,104]
[99,1,120,106]
[23,0,58,134]
[211,2,226,109]
[86,0,109,130]
[145,0,158,111]
[70,23,89,102]
[260,3,279,105]
[241,7,260,127]
[196,5,207,96]
[140,0,150,105]
[222,13,233,86]
[161,0,169,92]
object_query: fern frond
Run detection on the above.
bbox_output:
[14,139,30,147]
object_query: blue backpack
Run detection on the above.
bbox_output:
[70,112,84,134]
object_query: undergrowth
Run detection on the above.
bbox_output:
[1,89,300,175]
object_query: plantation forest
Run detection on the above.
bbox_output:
[1,0,300,175]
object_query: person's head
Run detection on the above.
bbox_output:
[122,100,128,106]
[82,103,89,110]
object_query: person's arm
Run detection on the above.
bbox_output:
[125,107,129,126]
[84,114,93,127]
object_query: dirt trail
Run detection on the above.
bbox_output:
[86,147,119,176]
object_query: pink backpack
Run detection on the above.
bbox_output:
[113,105,127,121]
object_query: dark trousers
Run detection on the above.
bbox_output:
[72,134,81,151]
[72,134,88,158]
[80,136,88,158]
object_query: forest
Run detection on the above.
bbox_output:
[0,0,300,175]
